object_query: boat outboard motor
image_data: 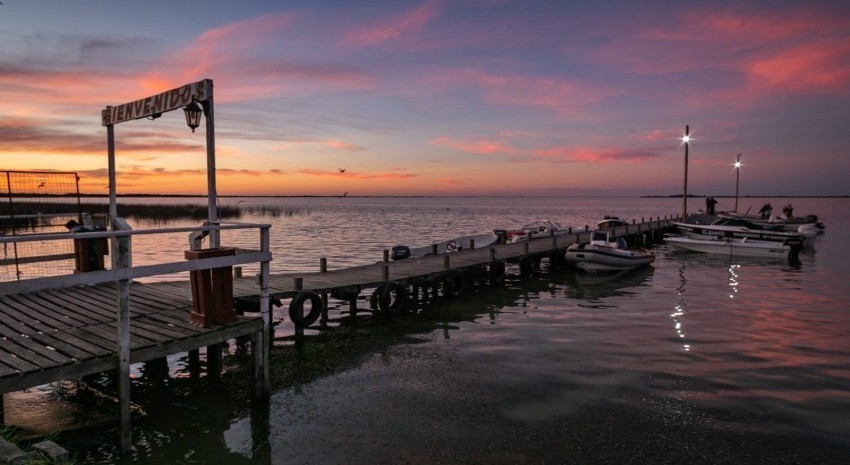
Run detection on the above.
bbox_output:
[391,245,411,260]
[786,238,804,255]
[493,229,508,244]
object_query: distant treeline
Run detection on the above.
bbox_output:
[641,194,849,198]
[1,202,300,221]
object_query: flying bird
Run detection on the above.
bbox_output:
[37,182,46,188]
[338,168,346,173]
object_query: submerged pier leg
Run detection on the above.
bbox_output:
[207,343,222,383]
[189,349,201,381]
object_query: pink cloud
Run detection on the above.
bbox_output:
[640,129,668,141]
[340,0,441,49]
[432,133,665,164]
[430,136,524,155]
[590,5,850,104]
[747,38,850,92]
[534,147,664,163]
[137,11,374,103]
[430,68,614,115]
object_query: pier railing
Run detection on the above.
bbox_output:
[0,221,271,293]
[0,219,273,448]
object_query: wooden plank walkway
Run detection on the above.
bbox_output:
[0,281,262,394]
[233,218,678,298]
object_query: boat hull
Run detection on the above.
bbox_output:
[673,221,801,243]
[564,244,655,271]
[665,235,791,258]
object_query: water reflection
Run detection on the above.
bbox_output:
[728,263,740,300]
[563,266,653,302]
[672,263,690,351]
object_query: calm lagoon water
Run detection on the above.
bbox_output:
[41,197,850,463]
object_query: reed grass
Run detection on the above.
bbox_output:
[1,201,303,222]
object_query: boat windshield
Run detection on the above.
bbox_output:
[591,231,609,243]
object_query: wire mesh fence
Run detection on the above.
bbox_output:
[1,171,88,281]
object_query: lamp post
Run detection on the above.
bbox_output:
[734,153,742,213]
[681,125,690,220]
[182,84,219,248]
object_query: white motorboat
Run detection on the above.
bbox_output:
[665,234,800,258]
[717,211,824,234]
[495,220,570,244]
[596,216,627,229]
[564,230,655,271]
[674,217,804,244]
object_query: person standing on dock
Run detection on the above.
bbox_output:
[706,197,718,215]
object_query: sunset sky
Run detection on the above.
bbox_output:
[1,0,849,196]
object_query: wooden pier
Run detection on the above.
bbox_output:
[0,215,676,449]
[229,217,679,324]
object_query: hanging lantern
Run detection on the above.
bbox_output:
[183,102,203,132]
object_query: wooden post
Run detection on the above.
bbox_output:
[489,248,496,261]
[294,277,303,290]
[185,248,236,327]
[382,264,389,282]
[443,254,450,270]
[523,242,529,255]
[255,226,271,402]
[349,296,358,319]
[189,349,200,380]
[320,292,329,324]
[470,239,475,250]
[431,244,438,255]
[383,250,389,262]
[552,236,557,248]
[320,257,327,273]
[204,80,220,249]
[682,124,690,221]
[114,226,132,452]
[234,266,242,278]
[207,343,222,384]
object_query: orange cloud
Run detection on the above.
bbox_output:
[297,168,416,180]
[325,140,366,151]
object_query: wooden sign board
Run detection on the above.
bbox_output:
[102,79,210,126]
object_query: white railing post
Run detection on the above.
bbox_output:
[112,217,133,452]
[255,226,271,401]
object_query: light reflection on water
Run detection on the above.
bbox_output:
[11,197,850,463]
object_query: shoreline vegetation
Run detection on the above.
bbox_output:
[10,193,850,199]
[2,202,299,222]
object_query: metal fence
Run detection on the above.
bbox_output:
[1,171,83,281]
